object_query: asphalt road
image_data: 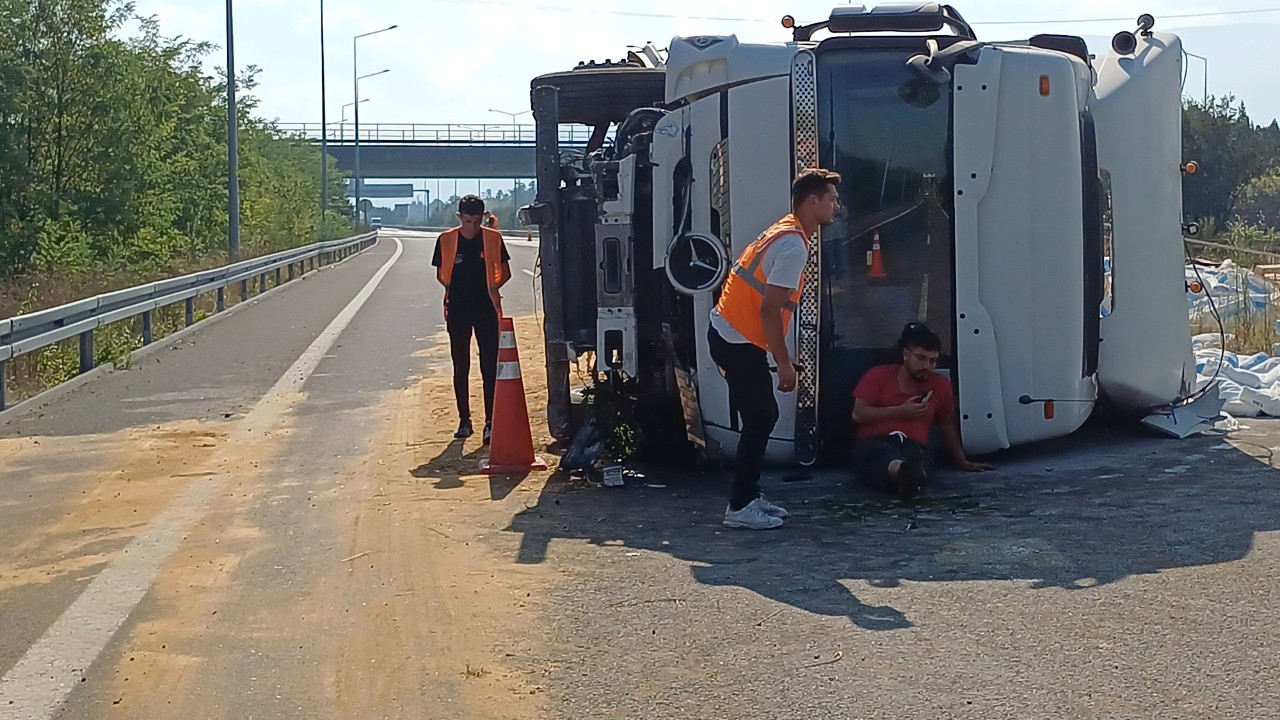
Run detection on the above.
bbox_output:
[0,230,543,719]
[3,226,1280,719]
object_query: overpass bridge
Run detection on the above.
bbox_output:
[282,122,595,179]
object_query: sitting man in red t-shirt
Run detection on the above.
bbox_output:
[851,322,993,499]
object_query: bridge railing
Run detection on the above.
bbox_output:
[0,231,380,412]
[277,122,596,145]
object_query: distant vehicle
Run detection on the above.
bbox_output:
[370,217,383,230]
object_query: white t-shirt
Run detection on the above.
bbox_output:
[710,231,808,344]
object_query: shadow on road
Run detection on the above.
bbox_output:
[505,422,1280,631]
[411,438,531,500]
[411,438,485,489]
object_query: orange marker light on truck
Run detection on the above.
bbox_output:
[1039,75,1051,96]
[1044,400,1056,420]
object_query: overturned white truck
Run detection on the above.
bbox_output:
[522,4,1197,466]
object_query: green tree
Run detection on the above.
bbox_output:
[0,0,353,283]
[1182,96,1279,226]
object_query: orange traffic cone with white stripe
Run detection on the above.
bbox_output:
[481,317,547,474]
[867,231,886,278]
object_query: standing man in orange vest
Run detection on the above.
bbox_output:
[708,169,842,530]
[433,195,512,444]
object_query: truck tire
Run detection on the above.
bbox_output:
[530,67,666,127]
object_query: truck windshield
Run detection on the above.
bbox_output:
[815,43,956,452]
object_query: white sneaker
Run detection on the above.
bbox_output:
[757,494,790,518]
[723,499,784,530]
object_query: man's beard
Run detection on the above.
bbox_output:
[911,370,930,382]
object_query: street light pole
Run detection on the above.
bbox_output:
[353,68,389,224]
[319,0,328,231]
[1185,51,1208,107]
[353,24,397,227]
[340,99,368,141]
[489,108,530,226]
[226,0,240,262]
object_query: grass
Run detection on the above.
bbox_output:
[814,494,989,522]
[1,257,310,407]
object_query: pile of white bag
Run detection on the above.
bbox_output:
[1192,333,1280,418]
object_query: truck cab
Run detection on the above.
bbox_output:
[523,4,1194,465]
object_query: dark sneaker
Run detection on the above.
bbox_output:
[454,419,474,439]
[482,420,492,446]
[897,446,927,500]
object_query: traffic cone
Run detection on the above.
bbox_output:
[867,231,886,278]
[480,317,547,474]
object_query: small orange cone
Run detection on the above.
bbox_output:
[481,317,547,474]
[867,231,886,278]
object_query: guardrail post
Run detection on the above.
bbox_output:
[258,272,267,293]
[240,279,249,302]
[288,263,295,281]
[0,360,6,411]
[79,330,94,374]
[142,310,153,345]
[217,287,226,312]
[275,267,282,286]
[186,297,195,326]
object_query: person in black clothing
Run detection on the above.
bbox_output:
[432,195,512,443]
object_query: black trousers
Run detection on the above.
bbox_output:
[446,308,499,423]
[851,434,928,493]
[708,325,779,511]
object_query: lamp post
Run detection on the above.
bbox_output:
[1185,51,1208,107]
[319,0,328,229]
[225,0,240,262]
[340,99,369,141]
[353,69,389,223]
[353,24,398,226]
[489,108,531,225]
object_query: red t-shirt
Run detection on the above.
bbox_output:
[852,364,955,445]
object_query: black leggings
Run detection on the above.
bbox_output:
[447,310,499,423]
[708,325,779,511]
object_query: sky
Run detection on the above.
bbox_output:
[129,0,1280,204]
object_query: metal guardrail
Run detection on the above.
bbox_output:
[277,122,596,146]
[0,231,380,411]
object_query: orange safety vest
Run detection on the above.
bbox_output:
[437,226,506,318]
[484,214,499,230]
[714,213,809,350]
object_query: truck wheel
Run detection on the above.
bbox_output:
[530,67,666,127]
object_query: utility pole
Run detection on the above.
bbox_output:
[226,0,240,262]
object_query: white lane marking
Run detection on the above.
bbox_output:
[0,238,405,719]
